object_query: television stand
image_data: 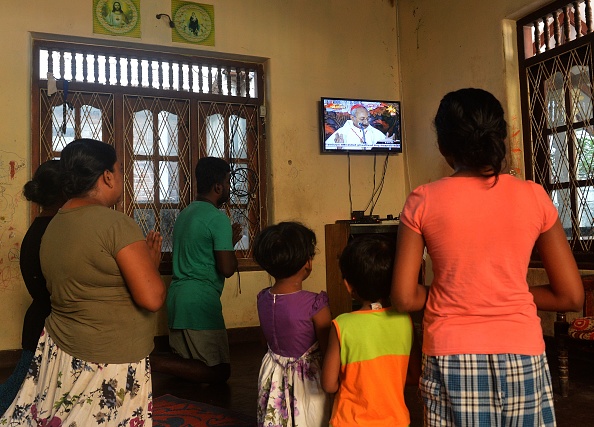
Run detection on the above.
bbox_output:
[324,221,394,317]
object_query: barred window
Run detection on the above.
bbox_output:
[518,0,594,269]
[32,39,267,272]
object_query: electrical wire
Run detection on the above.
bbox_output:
[228,165,260,238]
[362,154,378,212]
[227,165,262,294]
[226,115,261,293]
[227,114,261,243]
[369,154,390,215]
[395,3,412,195]
[347,152,353,215]
[349,152,390,218]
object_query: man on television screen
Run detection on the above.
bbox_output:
[325,104,395,149]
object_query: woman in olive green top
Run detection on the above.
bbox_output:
[0,139,166,426]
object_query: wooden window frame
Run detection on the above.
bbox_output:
[517,0,594,269]
[31,38,267,273]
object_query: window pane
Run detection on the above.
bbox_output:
[129,58,139,86]
[206,114,224,157]
[97,55,107,85]
[578,185,594,240]
[231,167,250,205]
[134,110,153,155]
[134,208,156,235]
[158,111,178,156]
[549,132,570,183]
[552,189,573,239]
[229,208,249,250]
[35,41,265,267]
[570,65,593,123]
[546,72,565,128]
[229,115,247,159]
[52,104,75,152]
[249,70,256,98]
[159,161,179,203]
[80,105,102,140]
[134,160,155,203]
[160,209,179,252]
[85,54,97,83]
[577,127,594,180]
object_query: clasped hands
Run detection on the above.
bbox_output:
[146,230,163,268]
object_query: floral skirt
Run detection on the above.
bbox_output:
[0,328,153,427]
[257,343,330,427]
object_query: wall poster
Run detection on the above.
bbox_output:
[93,0,141,38]
[172,1,215,46]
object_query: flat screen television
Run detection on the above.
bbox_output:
[320,97,402,154]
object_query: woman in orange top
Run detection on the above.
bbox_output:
[391,88,584,426]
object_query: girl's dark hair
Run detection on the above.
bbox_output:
[339,235,395,303]
[434,88,507,177]
[60,139,117,198]
[195,157,230,195]
[22,160,64,208]
[253,221,317,279]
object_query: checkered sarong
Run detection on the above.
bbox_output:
[420,352,556,426]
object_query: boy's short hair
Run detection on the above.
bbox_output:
[253,221,316,279]
[339,234,395,302]
[195,157,230,195]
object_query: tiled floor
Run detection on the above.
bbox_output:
[2,339,593,426]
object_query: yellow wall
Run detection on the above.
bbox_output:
[0,0,406,350]
[1,0,584,351]
[396,0,592,334]
[396,0,552,190]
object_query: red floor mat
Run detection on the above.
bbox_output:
[153,394,255,427]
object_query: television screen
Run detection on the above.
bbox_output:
[320,97,402,154]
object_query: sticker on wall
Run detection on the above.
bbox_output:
[93,0,141,38]
[0,150,26,294]
[172,1,214,46]
[509,115,524,178]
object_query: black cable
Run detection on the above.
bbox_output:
[370,154,390,215]
[224,115,260,291]
[156,14,175,28]
[370,155,389,214]
[229,166,260,231]
[228,165,259,254]
[225,113,265,295]
[363,154,378,212]
[347,152,353,216]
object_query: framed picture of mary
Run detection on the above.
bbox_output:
[172,1,215,46]
[93,0,141,38]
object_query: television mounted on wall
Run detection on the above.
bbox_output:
[320,97,402,154]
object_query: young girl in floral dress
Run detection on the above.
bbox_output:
[253,221,332,427]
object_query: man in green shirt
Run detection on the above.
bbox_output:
[156,157,241,383]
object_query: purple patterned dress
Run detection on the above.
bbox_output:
[256,288,331,427]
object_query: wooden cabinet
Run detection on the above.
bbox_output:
[324,221,402,318]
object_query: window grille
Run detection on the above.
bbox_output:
[37,45,258,98]
[518,0,594,269]
[32,39,267,272]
